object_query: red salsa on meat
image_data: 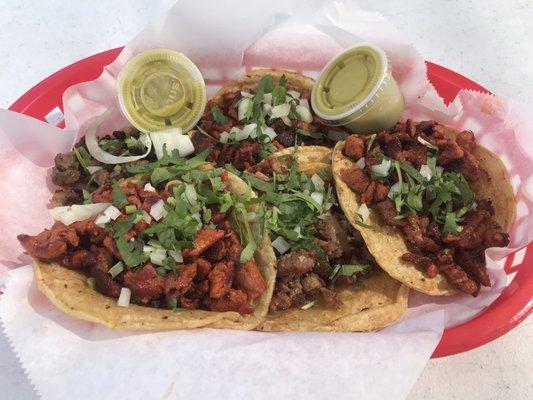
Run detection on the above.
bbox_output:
[19,134,267,314]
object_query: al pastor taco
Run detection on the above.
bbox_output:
[190,69,342,171]
[18,127,276,330]
[332,120,515,296]
[237,146,409,331]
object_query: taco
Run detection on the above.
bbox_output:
[190,69,342,171]
[332,120,515,296]
[18,128,276,330]
[238,146,408,331]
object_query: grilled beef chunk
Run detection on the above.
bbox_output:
[340,166,370,193]
[165,263,198,303]
[270,211,375,312]
[340,120,509,296]
[234,260,268,300]
[344,135,365,161]
[277,251,316,278]
[123,264,165,305]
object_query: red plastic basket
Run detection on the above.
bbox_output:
[8,48,532,358]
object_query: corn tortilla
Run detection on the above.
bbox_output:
[255,148,409,331]
[33,171,277,331]
[331,126,515,296]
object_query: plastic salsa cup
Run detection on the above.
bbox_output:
[311,43,404,134]
[117,49,206,133]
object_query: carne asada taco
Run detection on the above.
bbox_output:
[190,69,343,171]
[332,120,515,296]
[18,126,276,330]
[235,146,408,331]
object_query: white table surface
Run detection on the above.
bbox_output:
[0,1,531,399]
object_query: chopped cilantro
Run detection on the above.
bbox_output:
[329,264,369,283]
[211,106,229,124]
[116,237,148,268]
[112,212,140,238]
[112,181,128,208]
[73,146,92,173]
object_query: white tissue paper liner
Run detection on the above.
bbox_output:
[0,0,532,399]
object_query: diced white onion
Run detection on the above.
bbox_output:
[311,191,324,206]
[144,182,156,192]
[94,213,111,227]
[143,245,155,253]
[262,93,272,105]
[327,130,349,141]
[85,111,152,164]
[419,164,433,181]
[272,236,291,254]
[281,116,292,126]
[238,97,252,121]
[355,157,366,169]
[371,159,392,177]
[310,174,325,191]
[182,184,198,205]
[358,203,370,222]
[141,210,152,224]
[149,249,167,266]
[232,124,257,142]
[270,103,291,119]
[86,166,102,174]
[219,131,230,144]
[324,202,332,211]
[293,225,301,235]
[236,129,250,141]
[241,123,257,139]
[168,250,183,263]
[418,136,437,149]
[287,90,301,99]
[117,287,131,307]
[388,182,402,199]
[435,166,444,175]
[226,126,243,142]
[262,103,272,116]
[103,205,121,220]
[299,98,310,110]
[295,105,313,123]
[191,212,202,223]
[50,202,111,225]
[150,128,183,159]
[247,212,258,222]
[240,91,253,98]
[149,199,167,221]
[263,126,277,142]
[147,239,163,248]
[249,126,259,139]
[174,134,195,157]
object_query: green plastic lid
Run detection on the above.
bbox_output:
[311,44,390,125]
[117,49,206,133]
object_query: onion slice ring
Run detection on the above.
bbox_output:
[85,109,152,164]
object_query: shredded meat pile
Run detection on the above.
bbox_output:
[269,211,375,312]
[340,120,510,296]
[191,89,326,171]
[51,129,150,206]
[18,181,267,315]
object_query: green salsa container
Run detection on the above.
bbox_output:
[117,49,206,133]
[311,44,404,134]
